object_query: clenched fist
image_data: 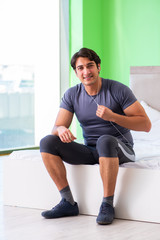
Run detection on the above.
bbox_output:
[96,105,114,121]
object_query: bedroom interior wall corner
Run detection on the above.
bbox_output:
[69,0,83,139]
[60,0,69,97]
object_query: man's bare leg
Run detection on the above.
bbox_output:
[96,157,119,225]
[40,152,79,218]
[99,157,119,197]
[41,152,68,191]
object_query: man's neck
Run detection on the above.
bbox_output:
[85,77,102,96]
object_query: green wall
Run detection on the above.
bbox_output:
[69,0,83,87]
[70,0,160,85]
[69,0,160,139]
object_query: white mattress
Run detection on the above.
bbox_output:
[10,140,160,170]
[121,141,160,169]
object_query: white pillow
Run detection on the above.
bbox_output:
[140,101,160,123]
[131,119,160,142]
[131,101,160,142]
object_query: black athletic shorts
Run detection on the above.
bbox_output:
[40,134,135,165]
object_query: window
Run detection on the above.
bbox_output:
[0,65,34,150]
[0,0,60,151]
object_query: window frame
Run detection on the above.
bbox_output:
[0,0,68,154]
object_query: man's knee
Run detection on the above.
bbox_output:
[40,135,60,154]
[96,135,118,158]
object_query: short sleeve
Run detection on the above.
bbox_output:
[60,88,74,113]
[111,81,137,110]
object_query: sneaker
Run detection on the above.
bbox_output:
[41,198,79,219]
[96,202,115,225]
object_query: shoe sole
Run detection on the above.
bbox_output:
[96,220,112,225]
[42,211,79,219]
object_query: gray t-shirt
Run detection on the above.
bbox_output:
[60,78,137,146]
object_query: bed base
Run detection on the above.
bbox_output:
[3,150,160,223]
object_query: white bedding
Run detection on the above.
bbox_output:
[10,100,160,170]
[10,142,160,170]
[121,141,160,169]
[121,100,160,169]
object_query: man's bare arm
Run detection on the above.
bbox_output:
[96,101,151,132]
[52,108,76,143]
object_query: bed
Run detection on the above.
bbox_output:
[122,66,160,170]
[113,66,160,223]
[3,66,160,223]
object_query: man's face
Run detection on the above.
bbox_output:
[75,57,100,86]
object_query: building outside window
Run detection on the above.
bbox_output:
[0,65,34,150]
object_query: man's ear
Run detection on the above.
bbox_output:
[98,64,101,72]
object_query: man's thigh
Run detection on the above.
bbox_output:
[58,141,99,165]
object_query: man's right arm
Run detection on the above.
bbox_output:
[51,108,76,143]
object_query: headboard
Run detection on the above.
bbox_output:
[130,66,160,111]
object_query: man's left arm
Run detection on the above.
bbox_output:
[96,101,151,132]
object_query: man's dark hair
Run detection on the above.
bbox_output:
[71,48,101,70]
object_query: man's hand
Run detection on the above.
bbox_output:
[57,126,76,143]
[96,105,114,121]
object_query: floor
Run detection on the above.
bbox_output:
[1,157,160,240]
[2,206,160,240]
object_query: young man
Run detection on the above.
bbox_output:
[40,48,151,225]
